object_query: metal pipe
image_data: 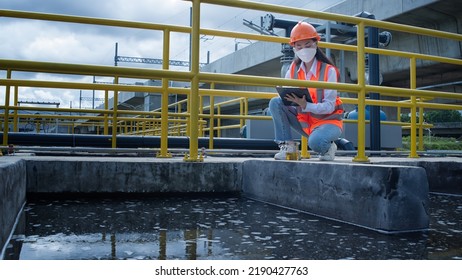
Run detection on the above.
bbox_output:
[367,19,381,152]
[2,132,279,150]
[417,81,462,90]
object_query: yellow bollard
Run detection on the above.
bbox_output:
[285,142,300,160]
[300,137,310,159]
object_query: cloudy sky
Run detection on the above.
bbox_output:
[0,0,343,108]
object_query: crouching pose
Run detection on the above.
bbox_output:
[269,21,344,161]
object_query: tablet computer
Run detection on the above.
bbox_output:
[276,86,312,106]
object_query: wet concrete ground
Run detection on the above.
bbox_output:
[4,193,462,260]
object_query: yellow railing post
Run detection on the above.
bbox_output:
[409,57,419,158]
[418,104,424,151]
[217,106,222,137]
[35,119,40,133]
[13,86,19,132]
[141,121,146,136]
[177,104,182,136]
[104,90,109,135]
[300,136,310,159]
[208,83,215,149]
[2,69,12,147]
[239,98,245,130]
[111,76,119,148]
[185,0,202,161]
[158,28,172,158]
[199,94,204,137]
[353,22,369,162]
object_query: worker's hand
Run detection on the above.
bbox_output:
[285,93,307,108]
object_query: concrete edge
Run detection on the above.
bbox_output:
[241,160,430,233]
[371,158,462,194]
[0,158,27,256]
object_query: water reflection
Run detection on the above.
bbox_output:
[4,194,462,260]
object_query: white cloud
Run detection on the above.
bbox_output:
[24,33,86,62]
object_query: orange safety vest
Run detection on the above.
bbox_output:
[290,60,344,135]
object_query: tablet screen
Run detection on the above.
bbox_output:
[276,87,312,106]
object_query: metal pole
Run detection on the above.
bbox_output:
[189,7,192,71]
[92,76,96,109]
[409,57,419,158]
[112,76,119,148]
[353,22,369,162]
[209,83,215,150]
[114,42,118,66]
[104,90,109,135]
[325,21,331,59]
[368,23,381,152]
[2,69,12,146]
[13,86,18,132]
[158,29,172,158]
[186,0,201,161]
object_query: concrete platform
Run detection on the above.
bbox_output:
[243,160,428,232]
[1,154,461,255]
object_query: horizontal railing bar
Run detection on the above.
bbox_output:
[0,59,194,80]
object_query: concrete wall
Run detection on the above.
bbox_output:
[0,158,26,256]
[25,158,242,194]
[203,41,281,76]
[322,0,438,21]
[242,160,429,232]
[373,159,462,195]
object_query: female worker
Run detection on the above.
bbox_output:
[269,21,344,161]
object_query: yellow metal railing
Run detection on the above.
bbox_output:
[1,0,462,161]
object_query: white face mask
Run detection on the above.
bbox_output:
[294,47,317,63]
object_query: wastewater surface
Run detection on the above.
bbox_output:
[4,193,462,260]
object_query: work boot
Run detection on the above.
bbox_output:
[319,142,337,161]
[274,141,298,160]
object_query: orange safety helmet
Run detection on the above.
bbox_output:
[289,21,321,46]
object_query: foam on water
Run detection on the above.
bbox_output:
[3,194,462,260]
